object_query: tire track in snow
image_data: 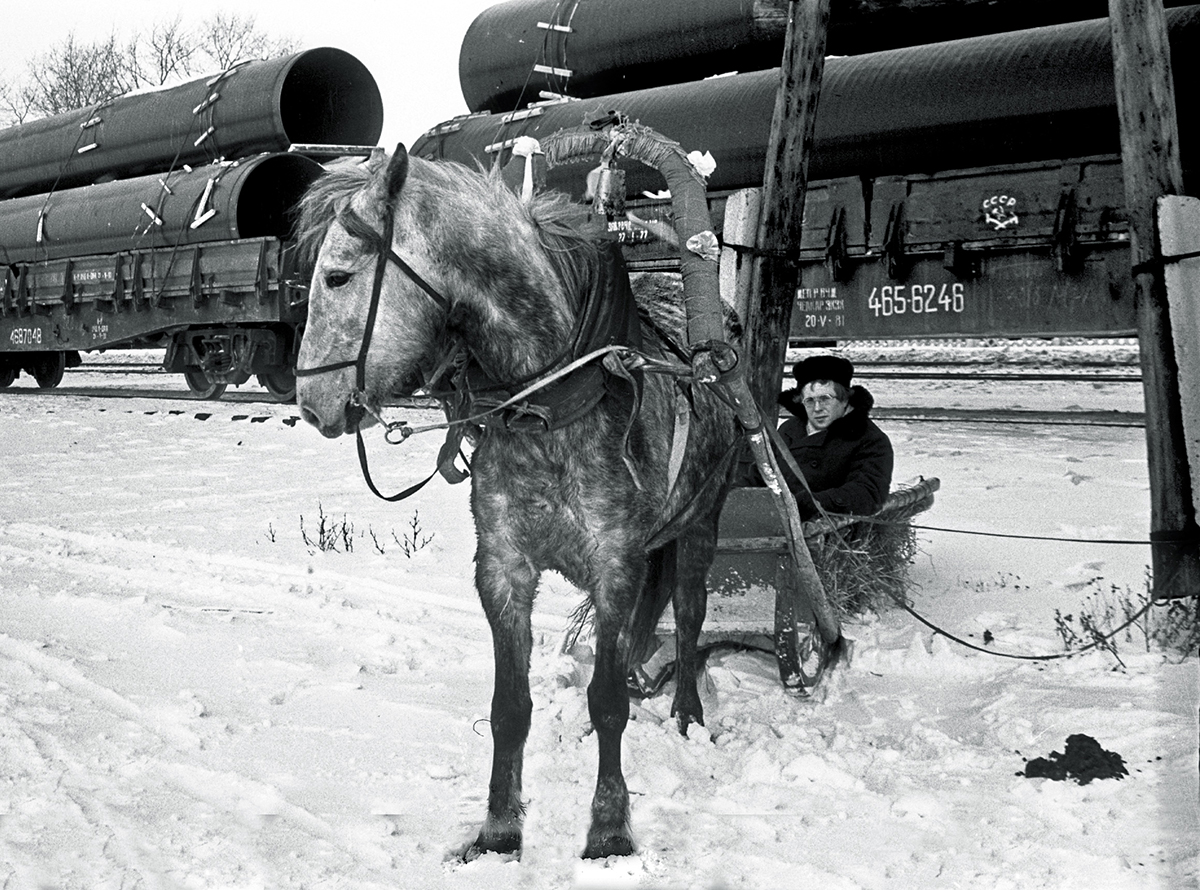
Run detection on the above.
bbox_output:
[0,633,399,883]
[13,721,174,890]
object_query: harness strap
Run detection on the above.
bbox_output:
[665,391,691,497]
[294,358,355,377]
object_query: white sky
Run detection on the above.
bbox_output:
[5,0,499,148]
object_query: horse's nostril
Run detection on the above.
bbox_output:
[299,407,322,429]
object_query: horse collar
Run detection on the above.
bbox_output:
[450,241,644,434]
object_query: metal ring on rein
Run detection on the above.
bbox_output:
[384,422,413,444]
[349,390,414,443]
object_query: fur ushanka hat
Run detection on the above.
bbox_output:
[793,355,854,390]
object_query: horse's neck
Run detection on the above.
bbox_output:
[460,303,577,384]
[418,181,586,383]
[451,260,580,384]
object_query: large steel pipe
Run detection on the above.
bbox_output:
[0,47,383,199]
[0,153,324,263]
[424,8,1200,195]
[460,0,789,114]
[460,0,1194,115]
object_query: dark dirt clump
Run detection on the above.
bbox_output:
[1023,734,1128,785]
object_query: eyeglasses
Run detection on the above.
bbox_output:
[801,395,843,410]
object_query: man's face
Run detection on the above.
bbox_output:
[801,381,848,431]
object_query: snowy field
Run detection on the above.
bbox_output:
[0,357,1196,889]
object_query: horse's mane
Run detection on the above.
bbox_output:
[294,153,604,318]
[294,156,377,268]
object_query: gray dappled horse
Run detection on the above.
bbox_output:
[293,145,739,859]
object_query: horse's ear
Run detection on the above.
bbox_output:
[385,143,409,203]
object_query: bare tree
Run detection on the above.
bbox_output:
[130,17,199,88]
[0,16,297,128]
[0,78,39,126]
[22,33,133,118]
[198,13,298,72]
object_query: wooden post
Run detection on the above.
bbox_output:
[726,0,846,665]
[746,0,832,419]
[1158,195,1200,523]
[1109,0,1200,599]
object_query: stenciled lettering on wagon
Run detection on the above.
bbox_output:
[48,267,115,287]
[74,268,116,284]
[982,194,1019,230]
[9,327,44,347]
[607,219,653,244]
[91,323,110,342]
[607,215,674,245]
[867,283,964,318]
[796,286,846,330]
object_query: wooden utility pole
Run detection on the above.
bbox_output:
[746,0,833,418]
[1109,0,1200,599]
[717,0,842,671]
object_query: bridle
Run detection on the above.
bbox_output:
[295,205,450,386]
[294,196,461,502]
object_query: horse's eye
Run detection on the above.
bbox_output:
[324,270,353,289]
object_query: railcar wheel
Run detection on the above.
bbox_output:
[31,353,66,389]
[183,367,227,400]
[0,367,16,388]
[257,369,296,402]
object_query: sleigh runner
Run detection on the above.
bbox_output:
[634,476,940,697]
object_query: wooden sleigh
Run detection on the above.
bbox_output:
[633,476,940,696]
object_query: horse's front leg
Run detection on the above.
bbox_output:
[584,595,638,859]
[670,522,719,735]
[465,553,536,861]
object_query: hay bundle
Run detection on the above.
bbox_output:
[805,479,937,616]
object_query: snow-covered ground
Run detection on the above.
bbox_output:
[1,357,1196,889]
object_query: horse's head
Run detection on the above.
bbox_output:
[295,141,606,439]
[294,144,453,438]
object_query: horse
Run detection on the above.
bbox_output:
[293,143,740,860]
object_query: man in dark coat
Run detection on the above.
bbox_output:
[774,354,894,519]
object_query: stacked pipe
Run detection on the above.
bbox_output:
[424,6,1200,198]
[458,0,1196,114]
[0,47,383,264]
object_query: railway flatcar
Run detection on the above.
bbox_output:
[416,7,1200,342]
[0,48,382,398]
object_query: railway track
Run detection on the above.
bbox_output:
[0,355,1149,427]
[76,362,1145,385]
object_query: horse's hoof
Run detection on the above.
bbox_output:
[672,705,705,737]
[460,822,523,862]
[671,690,704,736]
[460,836,522,863]
[583,831,636,859]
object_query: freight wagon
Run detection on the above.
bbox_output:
[0,47,383,398]
[421,6,1200,342]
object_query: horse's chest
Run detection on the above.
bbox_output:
[470,441,650,576]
